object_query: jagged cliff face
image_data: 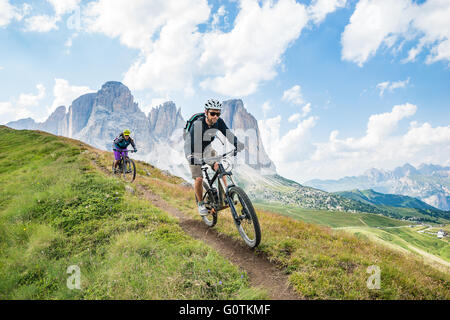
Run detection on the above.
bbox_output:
[222,99,276,173]
[40,106,66,135]
[148,101,184,139]
[74,82,153,152]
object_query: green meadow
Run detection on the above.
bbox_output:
[254,202,410,228]
[1,126,449,300]
[0,127,264,299]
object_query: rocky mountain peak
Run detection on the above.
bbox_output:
[221,99,245,128]
[148,101,184,139]
[6,81,278,182]
[221,99,276,172]
[95,81,138,113]
[393,163,417,178]
[40,106,67,134]
[6,117,37,130]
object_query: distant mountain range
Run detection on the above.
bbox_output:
[6,81,449,218]
[306,163,450,211]
[334,189,449,222]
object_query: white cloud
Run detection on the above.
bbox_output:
[199,0,309,96]
[341,0,450,66]
[84,0,210,95]
[362,102,417,146]
[376,77,410,96]
[259,114,317,165]
[49,78,95,113]
[17,83,46,107]
[0,79,96,124]
[0,101,12,116]
[288,103,311,122]
[341,0,413,67]
[308,0,347,25]
[258,102,449,182]
[282,85,304,105]
[23,0,81,33]
[47,0,80,17]
[302,102,311,117]
[403,122,450,146]
[212,5,227,29]
[0,0,21,27]
[262,101,272,118]
[288,113,301,123]
[85,0,309,97]
[0,84,47,123]
[24,15,59,32]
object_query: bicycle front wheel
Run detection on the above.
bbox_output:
[227,186,261,248]
[122,158,136,183]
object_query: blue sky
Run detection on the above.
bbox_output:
[1,0,449,182]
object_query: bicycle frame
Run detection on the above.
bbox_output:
[201,152,240,219]
[114,149,133,162]
[119,151,128,164]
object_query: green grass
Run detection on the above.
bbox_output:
[4,126,449,300]
[255,202,449,263]
[128,168,450,299]
[254,202,411,228]
[342,227,450,262]
[0,127,265,299]
[385,228,449,261]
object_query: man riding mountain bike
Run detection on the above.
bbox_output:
[184,99,245,216]
[113,129,137,173]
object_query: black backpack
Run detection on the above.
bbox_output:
[183,113,204,140]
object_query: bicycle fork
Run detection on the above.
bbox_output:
[218,173,243,224]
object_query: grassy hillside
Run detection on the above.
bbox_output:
[0,127,264,299]
[343,227,450,264]
[336,189,437,210]
[255,202,449,266]
[335,189,449,223]
[253,202,411,228]
[1,126,449,300]
[86,155,450,299]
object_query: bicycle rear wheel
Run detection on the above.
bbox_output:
[227,186,261,248]
[122,158,136,183]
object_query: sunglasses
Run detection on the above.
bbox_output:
[209,111,221,117]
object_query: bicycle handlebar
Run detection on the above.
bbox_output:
[113,149,135,153]
[196,149,236,165]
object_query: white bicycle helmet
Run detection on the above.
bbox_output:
[204,99,223,111]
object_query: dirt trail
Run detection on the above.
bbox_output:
[89,150,301,300]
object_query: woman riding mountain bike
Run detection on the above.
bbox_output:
[112,129,137,174]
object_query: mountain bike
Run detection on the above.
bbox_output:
[194,149,261,248]
[112,149,136,183]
